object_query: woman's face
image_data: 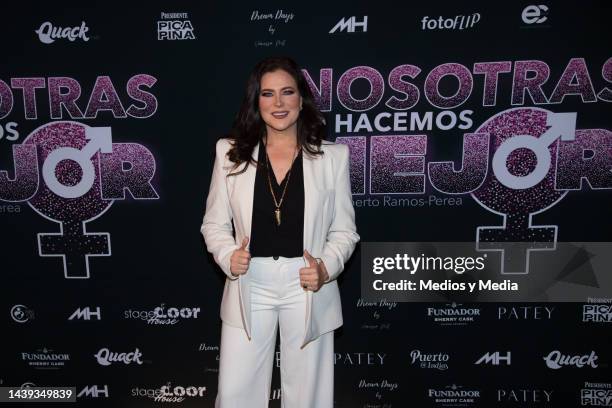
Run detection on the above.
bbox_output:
[258,69,303,135]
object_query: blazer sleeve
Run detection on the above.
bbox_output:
[200,139,240,280]
[320,144,360,281]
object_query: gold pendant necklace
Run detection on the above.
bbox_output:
[264,141,299,227]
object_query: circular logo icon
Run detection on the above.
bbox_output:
[11,304,30,323]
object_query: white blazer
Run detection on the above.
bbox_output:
[201,138,359,346]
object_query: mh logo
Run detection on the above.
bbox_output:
[475,351,511,365]
[0,121,159,278]
[329,16,368,33]
[68,307,102,320]
[77,385,109,398]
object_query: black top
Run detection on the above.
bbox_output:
[249,139,304,258]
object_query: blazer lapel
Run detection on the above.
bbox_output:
[232,142,259,340]
[301,148,320,347]
[302,151,313,252]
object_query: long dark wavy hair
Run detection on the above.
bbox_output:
[225,56,326,175]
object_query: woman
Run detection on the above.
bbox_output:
[201,56,359,408]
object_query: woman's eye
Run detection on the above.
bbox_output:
[283,90,295,95]
[261,92,273,97]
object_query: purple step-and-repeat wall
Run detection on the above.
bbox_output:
[1,1,611,407]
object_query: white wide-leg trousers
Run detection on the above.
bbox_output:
[215,256,334,408]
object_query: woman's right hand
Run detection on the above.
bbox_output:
[230,237,251,276]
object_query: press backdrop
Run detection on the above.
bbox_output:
[1,1,611,407]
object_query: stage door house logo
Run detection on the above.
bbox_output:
[0,121,159,278]
[131,382,207,402]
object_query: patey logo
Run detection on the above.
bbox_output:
[543,350,599,369]
[0,121,159,278]
[497,388,553,403]
[334,352,386,365]
[35,21,90,44]
[498,306,554,320]
[94,347,144,366]
[522,5,549,25]
[475,351,511,366]
[329,16,368,33]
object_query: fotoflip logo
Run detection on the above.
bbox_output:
[35,21,90,44]
[0,121,159,278]
[421,14,480,30]
[329,16,368,33]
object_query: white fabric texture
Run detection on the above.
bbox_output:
[215,257,334,408]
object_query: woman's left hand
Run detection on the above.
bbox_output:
[299,250,329,292]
